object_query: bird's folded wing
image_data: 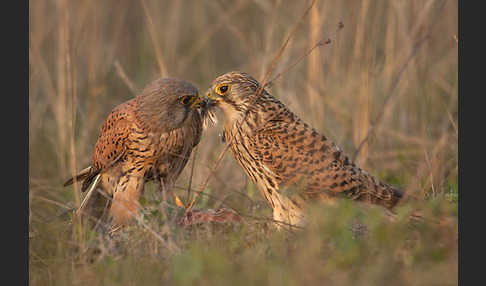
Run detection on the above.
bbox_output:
[92,101,135,170]
[254,120,365,197]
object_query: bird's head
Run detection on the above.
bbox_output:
[205,71,262,122]
[136,77,205,134]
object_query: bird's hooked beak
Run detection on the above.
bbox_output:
[205,88,223,105]
[189,94,205,109]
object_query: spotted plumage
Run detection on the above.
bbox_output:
[205,71,403,228]
[63,77,213,228]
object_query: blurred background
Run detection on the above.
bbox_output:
[30,0,458,284]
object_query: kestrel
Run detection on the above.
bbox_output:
[205,71,403,229]
[63,77,213,229]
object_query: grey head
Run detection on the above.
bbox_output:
[135,77,204,134]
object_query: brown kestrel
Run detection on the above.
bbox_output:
[63,77,214,229]
[205,71,403,229]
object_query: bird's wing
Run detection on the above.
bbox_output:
[92,100,136,171]
[64,100,138,192]
[254,118,365,197]
[254,118,402,208]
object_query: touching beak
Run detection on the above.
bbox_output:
[190,94,204,109]
[204,88,222,105]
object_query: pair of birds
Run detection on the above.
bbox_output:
[64,71,403,230]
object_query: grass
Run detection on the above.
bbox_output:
[30,0,458,285]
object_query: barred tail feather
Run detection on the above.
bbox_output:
[63,166,100,193]
[388,187,403,208]
[77,173,102,215]
[63,166,93,186]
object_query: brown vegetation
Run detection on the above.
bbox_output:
[30,0,457,285]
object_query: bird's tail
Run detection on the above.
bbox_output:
[386,186,403,209]
[63,166,100,193]
[349,172,404,210]
[371,183,403,210]
[77,173,102,214]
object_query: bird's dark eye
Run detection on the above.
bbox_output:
[215,84,231,96]
[219,85,228,93]
[180,95,194,106]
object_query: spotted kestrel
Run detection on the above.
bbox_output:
[205,71,403,229]
[63,77,213,229]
